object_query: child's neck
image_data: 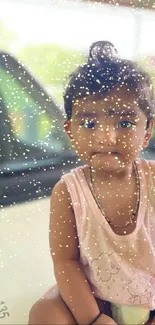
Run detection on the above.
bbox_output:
[90,163,134,184]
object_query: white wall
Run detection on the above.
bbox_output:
[0,0,155,59]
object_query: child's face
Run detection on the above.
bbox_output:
[65,87,154,172]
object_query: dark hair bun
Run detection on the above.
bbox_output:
[89,41,119,63]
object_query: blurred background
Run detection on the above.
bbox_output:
[1,0,155,143]
[1,1,155,324]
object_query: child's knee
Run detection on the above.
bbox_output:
[28,298,53,324]
[28,285,59,324]
[28,295,77,325]
[28,300,41,324]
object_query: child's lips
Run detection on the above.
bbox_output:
[92,151,119,156]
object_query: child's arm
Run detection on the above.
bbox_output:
[49,179,116,325]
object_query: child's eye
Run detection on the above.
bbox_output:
[118,120,134,129]
[81,120,96,129]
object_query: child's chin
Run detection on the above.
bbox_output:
[90,158,123,172]
[91,153,122,165]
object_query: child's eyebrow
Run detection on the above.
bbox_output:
[75,112,97,118]
[110,110,138,117]
[75,110,138,118]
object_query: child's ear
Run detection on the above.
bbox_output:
[64,121,74,140]
[143,119,154,148]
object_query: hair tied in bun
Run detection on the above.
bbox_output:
[89,40,119,63]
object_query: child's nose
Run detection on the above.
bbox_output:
[95,125,117,146]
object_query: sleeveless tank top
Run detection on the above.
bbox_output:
[62,159,155,324]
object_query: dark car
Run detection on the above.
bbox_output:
[0,52,81,207]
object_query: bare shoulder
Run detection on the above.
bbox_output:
[148,159,155,175]
[143,159,155,187]
[49,178,80,263]
[50,178,72,206]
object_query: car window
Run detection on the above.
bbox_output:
[0,67,51,145]
[0,56,71,170]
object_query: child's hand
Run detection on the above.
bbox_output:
[93,314,117,325]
